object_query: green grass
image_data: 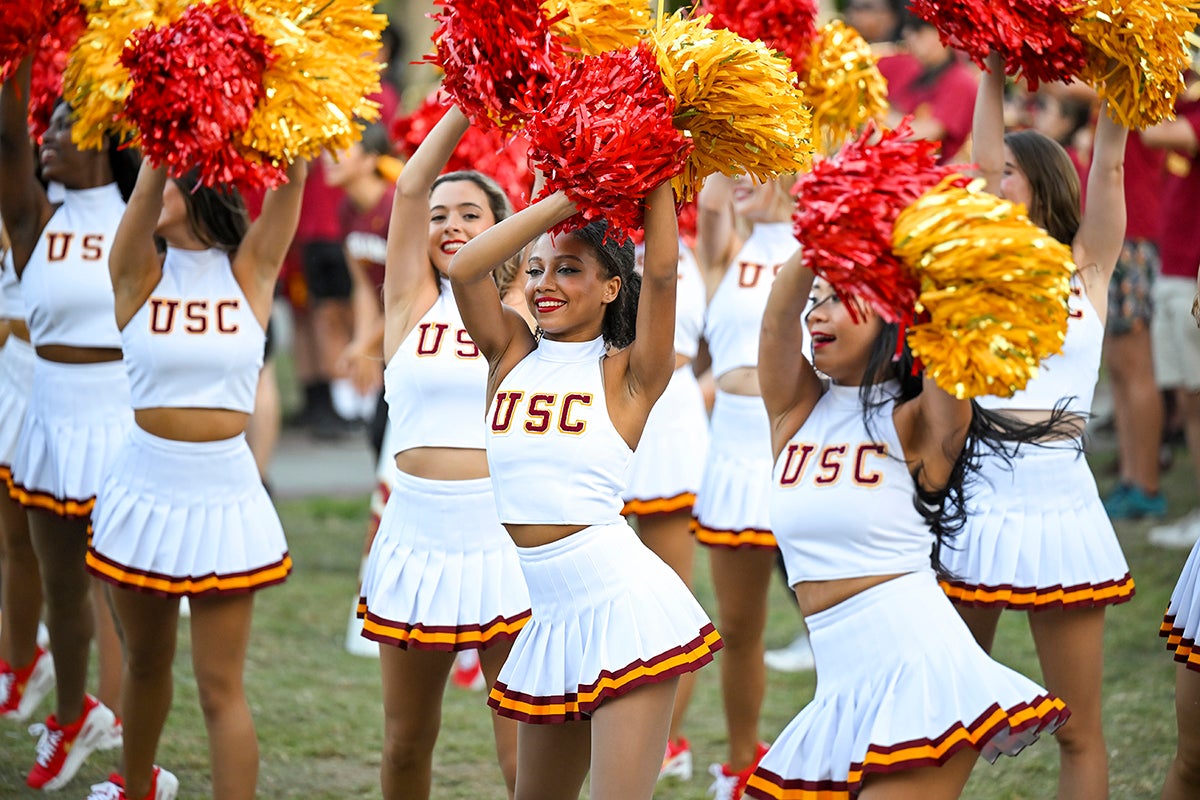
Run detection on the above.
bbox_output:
[0,450,1191,799]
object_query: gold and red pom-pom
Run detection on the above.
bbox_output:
[120,1,278,188]
[427,0,563,136]
[0,1,87,142]
[392,93,534,209]
[524,43,692,241]
[893,177,1075,399]
[792,120,959,324]
[701,0,819,74]
[909,0,1086,89]
[797,20,887,155]
[542,0,650,56]
[1072,0,1200,129]
[651,10,813,201]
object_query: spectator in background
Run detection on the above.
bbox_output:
[841,0,905,48]
[1030,87,1095,186]
[879,16,978,164]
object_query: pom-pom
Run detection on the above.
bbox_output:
[893,177,1075,399]
[120,1,279,188]
[700,0,819,73]
[239,0,386,165]
[65,0,193,151]
[792,120,958,323]
[391,93,534,209]
[909,0,1087,89]
[542,0,650,56]
[427,0,563,135]
[0,0,64,74]
[797,21,887,155]
[651,11,813,201]
[524,44,692,241]
[14,2,87,141]
[1072,0,1200,129]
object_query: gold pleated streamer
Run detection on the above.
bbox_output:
[798,21,887,155]
[892,178,1075,399]
[1072,0,1200,128]
[650,10,813,200]
[542,0,650,56]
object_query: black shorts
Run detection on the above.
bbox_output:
[301,241,352,302]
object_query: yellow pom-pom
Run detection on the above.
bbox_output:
[797,21,887,154]
[892,177,1075,400]
[542,0,650,56]
[649,10,814,200]
[239,0,386,165]
[1072,0,1200,129]
[65,0,192,151]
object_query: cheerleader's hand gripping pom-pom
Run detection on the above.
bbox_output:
[542,0,650,56]
[238,0,386,165]
[791,120,958,324]
[700,0,819,74]
[651,10,813,201]
[798,20,888,155]
[524,43,692,242]
[120,1,278,188]
[909,0,1086,89]
[427,0,563,135]
[1071,0,1200,128]
[892,177,1075,400]
[65,0,193,151]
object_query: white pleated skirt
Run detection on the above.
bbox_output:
[0,336,34,477]
[358,469,531,651]
[939,445,1134,610]
[622,366,709,516]
[1162,537,1200,673]
[692,391,775,549]
[489,520,722,723]
[9,357,131,518]
[745,572,1068,799]
[87,427,290,597]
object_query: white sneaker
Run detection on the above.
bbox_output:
[707,763,740,800]
[764,632,815,673]
[1149,510,1200,550]
[344,604,379,658]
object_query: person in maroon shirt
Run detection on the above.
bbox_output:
[879,17,978,164]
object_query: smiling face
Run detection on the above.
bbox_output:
[805,278,884,386]
[999,145,1034,211]
[524,232,620,342]
[39,103,106,188]
[428,179,497,275]
[731,174,791,223]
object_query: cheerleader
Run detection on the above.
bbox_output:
[448,181,721,799]
[691,172,801,798]
[0,224,50,723]
[938,52,1131,800]
[621,239,709,782]
[353,105,531,800]
[0,58,138,790]
[745,253,1067,799]
[1161,494,1200,798]
[83,159,305,800]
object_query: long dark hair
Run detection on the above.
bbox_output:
[566,219,640,350]
[859,321,1079,575]
[172,170,249,252]
[1004,129,1081,246]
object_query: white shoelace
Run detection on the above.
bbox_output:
[86,779,124,800]
[29,721,63,766]
[707,763,739,800]
[0,671,14,707]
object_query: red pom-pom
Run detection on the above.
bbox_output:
[391,93,533,209]
[792,120,962,323]
[426,0,563,136]
[701,0,819,74]
[0,0,68,76]
[121,1,280,189]
[909,0,1086,89]
[27,2,85,141]
[523,44,692,242]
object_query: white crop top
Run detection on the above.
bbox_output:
[975,276,1102,416]
[771,381,933,586]
[704,222,798,378]
[23,184,125,349]
[384,278,489,456]
[675,244,707,360]
[486,336,631,525]
[0,248,15,320]
[122,248,263,413]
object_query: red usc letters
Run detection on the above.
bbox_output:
[45,232,105,262]
[148,298,241,334]
[415,322,482,359]
[490,391,593,435]
[778,442,888,487]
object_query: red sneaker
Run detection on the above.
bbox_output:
[26,695,121,791]
[707,742,769,800]
[450,650,485,691]
[659,736,693,781]
[86,767,180,800]
[0,647,55,721]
